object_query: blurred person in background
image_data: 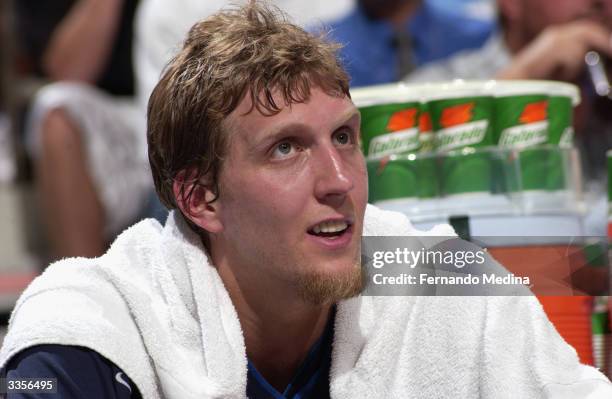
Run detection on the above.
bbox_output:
[15,0,150,260]
[0,1,15,184]
[135,0,353,114]
[406,0,612,235]
[407,0,612,86]
[322,0,495,87]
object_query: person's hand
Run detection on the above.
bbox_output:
[497,19,612,81]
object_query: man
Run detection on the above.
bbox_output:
[1,3,611,398]
[16,0,151,260]
[406,0,612,82]
[322,0,494,87]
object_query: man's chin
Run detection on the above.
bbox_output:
[295,258,364,306]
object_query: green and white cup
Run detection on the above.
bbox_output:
[418,101,435,153]
[416,101,437,199]
[493,80,580,192]
[547,81,580,146]
[367,154,438,203]
[546,82,580,193]
[608,150,612,229]
[352,83,422,159]
[426,80,496,196]
[353,83,438,201]
[608,149,612,204]
[494,81,550,192]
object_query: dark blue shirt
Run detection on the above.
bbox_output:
[2,317,334,398]
[2,345,140,398]
[320,0,495,87]
[246,312,334,399]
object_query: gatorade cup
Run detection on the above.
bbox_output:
[547,81,581,191]
[493,81,580,192]
[494,81,550,192]
[592,296,611,375]
[352,83,422,158]
[608,150,612,237]
[426,80,496,196]
[548,81,580,146]
[366,155,431,203]
[353,83,438,202]
[418,101,435,153]
[417,101,437,199]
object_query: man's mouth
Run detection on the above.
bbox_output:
[307,220,351,239]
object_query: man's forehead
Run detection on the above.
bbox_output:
[225,88,356,142]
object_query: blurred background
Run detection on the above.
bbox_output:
[1,0,611,376]
[0,0,496,334]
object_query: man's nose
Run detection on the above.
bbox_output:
[313,146,354,204]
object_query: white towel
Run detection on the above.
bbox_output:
[1,205,611,398]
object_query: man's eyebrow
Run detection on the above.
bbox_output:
[337,108,361,128]
[249,107,361,152]
[248,123,307,153]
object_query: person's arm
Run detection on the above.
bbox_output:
[497,20,612,81]
[42,0,125,83]
[2,345,140,398]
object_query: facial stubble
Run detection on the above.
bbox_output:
[295,245,365,305]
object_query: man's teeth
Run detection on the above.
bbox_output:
[312,221,348,234]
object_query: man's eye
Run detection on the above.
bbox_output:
[333,130,352,146]
[272,141,296,158]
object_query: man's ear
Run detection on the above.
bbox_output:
[173,170,223,233]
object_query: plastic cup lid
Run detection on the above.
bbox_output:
[351,82,423,107]
[421,79,497,101]
[493,80,552,97]
[353,80,580,106]
[494,80,580,105]
[544,81,581,105]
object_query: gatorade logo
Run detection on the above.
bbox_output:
[436,103,486,151]
[499,101,549,149]
[369,128,419,157]
[519,101,548,124]
[436,120,488,151]
[368,108,420,157]
[386,109,418,132]
[440,103,474,128]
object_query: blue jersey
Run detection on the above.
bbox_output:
[2,345,140,398]
[246,312,333,399]
[2,316,334,398]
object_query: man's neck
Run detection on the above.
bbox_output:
[213,256,333,392]
[244,302,332,391]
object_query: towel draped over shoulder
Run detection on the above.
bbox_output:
[1,205,610,398]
